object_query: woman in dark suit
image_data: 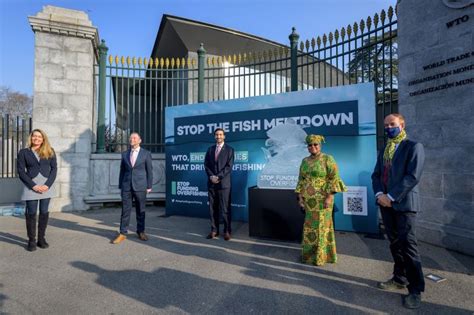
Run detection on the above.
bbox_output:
[17,129,57,252]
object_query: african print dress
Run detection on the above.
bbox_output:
[295,153,347,266]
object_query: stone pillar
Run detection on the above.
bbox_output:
[398,1,474,255]
[28,6,99,211]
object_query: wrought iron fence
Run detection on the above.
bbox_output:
[95,6,397,153]
[0,114,32,178]
[297,6,398,148]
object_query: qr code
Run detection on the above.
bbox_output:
[347,197,363,213]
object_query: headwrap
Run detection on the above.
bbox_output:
[383,129,407,164]
[305,134,325,145]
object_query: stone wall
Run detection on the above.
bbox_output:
[28,6,167,212]
[29,6,98,211]
[85,153,166,204]
[398,1,474,255]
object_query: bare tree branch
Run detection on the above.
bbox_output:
[0,86,33,117]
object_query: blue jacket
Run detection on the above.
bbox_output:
[371,139,425,212]
[119,148,153,192]
[17,148,57,189]
[204,143,234,189]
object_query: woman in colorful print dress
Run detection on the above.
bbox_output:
[295,134,346,266]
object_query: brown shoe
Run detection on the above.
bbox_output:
[206,232,219,239]
[112,234,127,244]
[224,233,231,241]
[137,232,148,241]
[377,279,407,290]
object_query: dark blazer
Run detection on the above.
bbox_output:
[17,148,57,189]
[371,139,425,212]
[119,147,153,192]
[204,143,234,189]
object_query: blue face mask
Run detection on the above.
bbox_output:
[385,126,401,139]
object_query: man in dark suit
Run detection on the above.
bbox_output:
[112,132,153,244]
[204,128,234,241]
[371,113,425,309]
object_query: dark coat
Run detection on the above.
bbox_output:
[371,139,425,212]
[204,143,234,189]
[17,148,57,189]
[119,148,153,192]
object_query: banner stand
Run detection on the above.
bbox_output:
[248,186,304,241]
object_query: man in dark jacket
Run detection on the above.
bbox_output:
[372,113,425,309]
[204,128,234,241]
[112,132,153,244]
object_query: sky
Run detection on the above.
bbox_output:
[0,0,395,96]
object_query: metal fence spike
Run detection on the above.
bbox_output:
[388,6,394,21]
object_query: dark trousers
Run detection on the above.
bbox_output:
[380,206,425,294]
[120,190,146,234]
[25,199,51,215]
[208,188,231,234]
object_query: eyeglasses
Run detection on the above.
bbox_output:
[307,143,320,147]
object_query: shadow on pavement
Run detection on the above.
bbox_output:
[71,261,367,314]
[0,284,7,308]
[0,231,27,248]
[39,208,473,314]
[71,260,472,314]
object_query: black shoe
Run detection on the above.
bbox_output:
[27,241,37,252]
[206,232,219,239]
[377,279,407,290]
[224,233,231,241]
[403,293,421,309]
[37,213,49,248]
[25,214,37,252]
[37,238,49,249]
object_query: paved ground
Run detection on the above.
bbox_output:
[0,206,473,314]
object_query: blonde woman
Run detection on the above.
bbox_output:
[17,129,57,251]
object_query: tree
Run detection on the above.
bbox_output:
[0,86,33,117]
[348,31,398,102]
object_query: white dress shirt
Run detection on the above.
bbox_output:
[130,147,140,166]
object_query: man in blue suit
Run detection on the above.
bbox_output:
[112,132,153,244]
[372,113,425,309]
[204,128,234,241]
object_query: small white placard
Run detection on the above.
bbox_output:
[343,186,368,216]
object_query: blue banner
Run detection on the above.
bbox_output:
[165,83,378,233]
